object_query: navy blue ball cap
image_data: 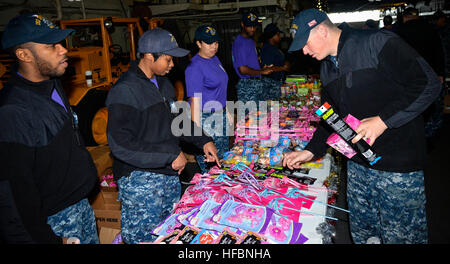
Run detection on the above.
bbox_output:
[1,13,74,50]
[194,25,221,44]
[138,28,189,57]
[288,9,329,52]
[264,23,283,35]
[242,11,260,27]
[263,23,283,39]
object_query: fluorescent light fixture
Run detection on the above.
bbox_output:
[328,10,381,23]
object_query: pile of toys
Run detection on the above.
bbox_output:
[150,162,341,244]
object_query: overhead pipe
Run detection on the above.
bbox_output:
[156,0,241,19]
[80,0,87,19]
[55,0,63,20]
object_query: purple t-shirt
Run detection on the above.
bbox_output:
[185,54,228,111]
[232,34,261,79]
[51,88,68,112]
[149,77,159,89]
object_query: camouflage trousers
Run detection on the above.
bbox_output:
[262,77,282,101]
[196,110,230,173]
[47,198,99,244]
[117,170,181,244]
[236,78,266,104]
[347,161,428,244]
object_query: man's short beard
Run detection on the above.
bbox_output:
[29,48,64,78]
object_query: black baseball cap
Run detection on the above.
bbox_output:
[288,9,329,52]
[263,23,283,39]
[2,13,74,50]
[194,25,221,44]
[242,11,260,27]
[138,28,189,57]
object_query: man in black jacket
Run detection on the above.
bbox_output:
[106,28,219,243]
[283,9,441,244]
[0,14,98,244]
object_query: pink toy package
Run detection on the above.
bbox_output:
[151,212,185,237]
[189,200,240,234]
[212,200,270,233]
[178,188,231,208]
[262,212,308,244]
[211,200,308,244]
[326,114,369,158]
[258,187,316,222]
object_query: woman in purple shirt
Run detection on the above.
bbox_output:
[185,25,231,173]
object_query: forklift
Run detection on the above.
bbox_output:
[59,17,163,146]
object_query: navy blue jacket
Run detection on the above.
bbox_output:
[106,61,212,179]
[305,27,442,172]
[0,71,97,243]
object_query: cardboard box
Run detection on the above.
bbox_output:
[90,190,121,230]
[86,145,113,178]
[99,227,121,244]
[100,189,119,205]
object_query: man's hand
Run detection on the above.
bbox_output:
[172,151,187,175]
[203,141,221,167]
[282,150,314,170]
[226,110,234,128]
[351,116,388,146]
[63,237,80,244]
[260,64,274,75]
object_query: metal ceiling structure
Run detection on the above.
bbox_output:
[326,0,407,12]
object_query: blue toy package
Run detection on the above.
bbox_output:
[189,200,239,233]
[222,151,235,162]
[277,135,291,148]
[269,147,284,167]
[177,206,200,226]
[243,147,253,155]
[246,153,259,163]
[212,200,273,233]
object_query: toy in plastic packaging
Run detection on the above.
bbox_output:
[237,231,269,244]
[151,212,185,237]
[190,229,220,244]
[176,206,200,226]
[264,212,308,244]
[212,200,270,232]
[169,226,201,244]
[213,228,242,244]
[326,114,370,159]
[316,102,381,165]
[153,229,182,244]
[189,200,239,233]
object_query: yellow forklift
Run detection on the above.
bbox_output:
[59,17,163,146]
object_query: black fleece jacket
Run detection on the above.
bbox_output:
[106,61,212,180]
[0,72,97,243]
[305,27,442,172]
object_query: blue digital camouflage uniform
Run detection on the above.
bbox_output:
[236,78,266,104]
[262,77,282,101]
[117,170,181,244]
[46,198,99,244]
[195,110,230,173]
[346,161,428,244]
